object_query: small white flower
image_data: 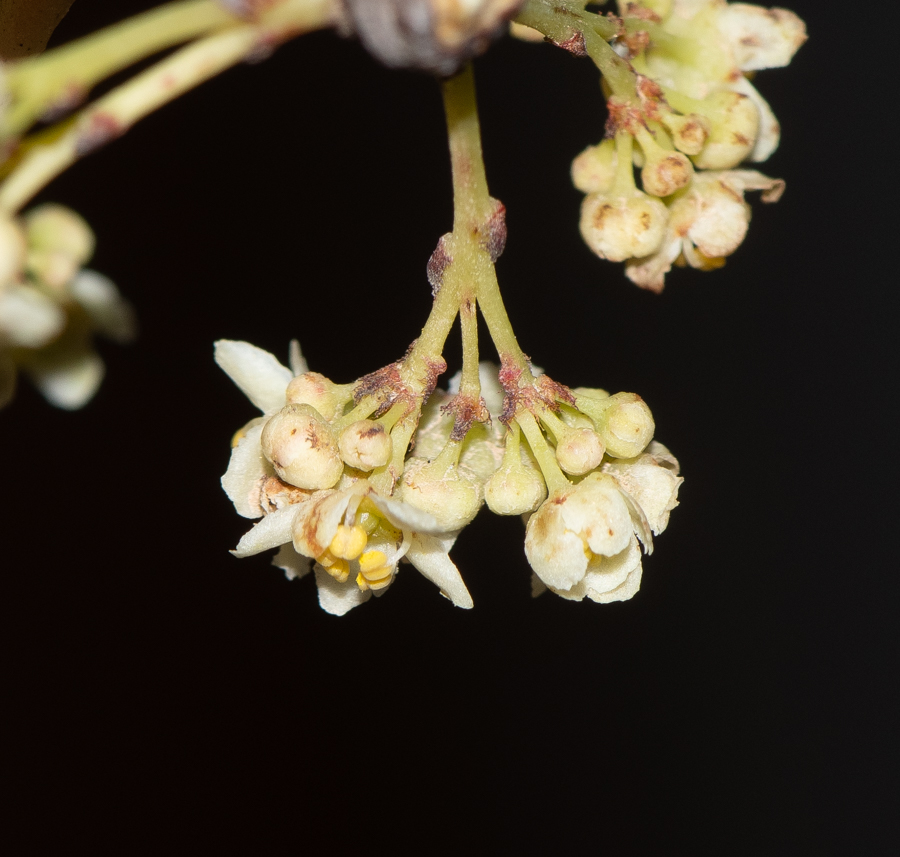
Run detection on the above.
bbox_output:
[217,340,475,615]
[525,472,652,603]
[625,169,785,291]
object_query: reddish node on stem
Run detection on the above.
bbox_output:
[427,234,453,297]
[75,113,125,157]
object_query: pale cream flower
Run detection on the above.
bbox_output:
[603,441,683,535]
[625,169,784,291]
[217,340,475,615]
[525,472,653,603]
[1,270,135,409]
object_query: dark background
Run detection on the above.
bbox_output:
[5,1,897,852]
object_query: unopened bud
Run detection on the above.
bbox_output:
[580,191,668,262]
[692,91,759,170]
[636,130,693,198]
[399,456,484,531]
[338,419,393,471]
[485,457,546,516]
[600,393,655,458]
[260,403,343,490]
[660,112,711,156]
[571,138,617,194]
[24,204,95,266]
[555,427,605,476]
[285,371,342,421]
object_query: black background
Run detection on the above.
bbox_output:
[5,1,897,852]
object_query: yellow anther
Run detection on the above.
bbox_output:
[358,550,388,574]
[325,559,349,583]
[317,552,337,568]
[231,426,248,448]
[355,572,369,591]
[362,564,392,583]
[329,524,368,560]
[365,575,393,591]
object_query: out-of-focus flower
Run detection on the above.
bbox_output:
[339,0,526,75]
[569,0,805,288]
[0,205,135,410]
[625,168,784,291]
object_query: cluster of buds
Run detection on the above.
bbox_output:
[218,340,681,613]
[0,204,135,409]
[570,0,806,290]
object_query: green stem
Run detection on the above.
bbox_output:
[5,0,238,138]
[0,0,331,214]
[514,0,637,98]
[440,65,531,374]
[516,411,568,494]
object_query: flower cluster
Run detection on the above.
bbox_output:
[571,0,806,290]
[0,204,136,409]
[218,341,682,613]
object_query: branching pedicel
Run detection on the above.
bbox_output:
[0,0,806,612]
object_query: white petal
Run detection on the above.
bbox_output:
[221,421,272,518]
[314,566,372,615]
[69,270,137,343]
[28,350,104,410]
[288,338,308,376]
[0,285,65,348]
[625,234,683,293]
[368,491,444,535]
[292,487,355,558]
[214,340,291,413]
[272,543,311,581]
[717,4,806,72]
[583,535,643,601]
[731,76,780,163]
[588,561,643,604]
[406,532,473,609]
[232,504,298,558]
[561,474,632,559]
[525,501,589,591]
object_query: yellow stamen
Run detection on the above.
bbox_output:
[324,559,349,583]
[358,549,388,574]
[361,564,392,583]
[365,575,393,591]
[329,524,368,560]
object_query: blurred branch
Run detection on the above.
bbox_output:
[0,0,75,59]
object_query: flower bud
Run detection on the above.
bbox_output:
[24,204,95,264]
[600,393,655,459]
[636,130,693,198]
[660,112,710,156]
[260,403,343,490]
[485,456,546,516]
[571,138,617,194]
[554,427,605,476]
[285,371,343,421]
[338,419,393,471]
[692,91,759,170]
[23,205,95,288]
[399,456,483,531]
[580,191,668,262]
[576,392,655,459]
